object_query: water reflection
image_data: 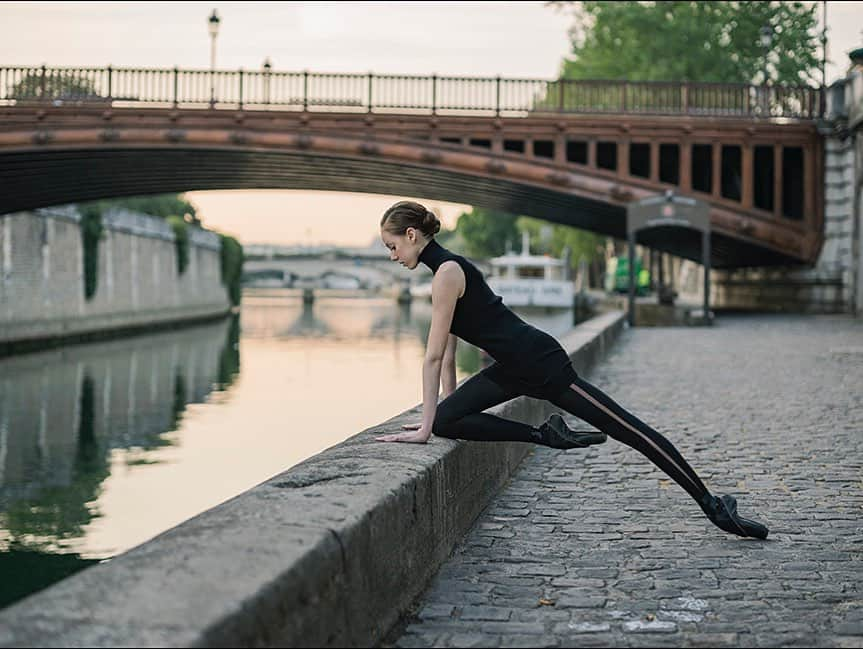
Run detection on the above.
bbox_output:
[0,292,574,609]
[0,316,239,550]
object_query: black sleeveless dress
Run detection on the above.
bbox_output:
[418,238,579,400]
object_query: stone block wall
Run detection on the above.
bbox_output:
[0,206,231,346]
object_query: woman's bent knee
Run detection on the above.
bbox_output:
[431,418,459,439]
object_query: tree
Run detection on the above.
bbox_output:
[517,216,607,287]
[9,70,102,101]
[434,225,465,254]
[75,195,201,296]
[76,195,200,225]
[449,207,607,287]
[453,207,521,259]
[546,1,821,86]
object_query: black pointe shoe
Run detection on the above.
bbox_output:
[535,413,608,449]
[700,493,769,540]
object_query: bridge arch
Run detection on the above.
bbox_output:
[0,105,823,268]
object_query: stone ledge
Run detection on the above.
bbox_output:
[0,304,233,356]
[0,311,627,648]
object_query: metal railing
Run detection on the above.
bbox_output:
[0,65,824,119]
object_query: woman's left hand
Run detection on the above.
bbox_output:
[375,429,431,443]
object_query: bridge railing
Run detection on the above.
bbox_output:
[0,65,824,119]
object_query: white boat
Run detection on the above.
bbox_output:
[487,232,574,308]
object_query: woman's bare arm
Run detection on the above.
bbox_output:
[376,261,464,443]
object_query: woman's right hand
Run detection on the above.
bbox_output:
[375,428,431,443]
[401,422,422,430]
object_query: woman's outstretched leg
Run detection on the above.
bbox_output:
[549,376,768,539]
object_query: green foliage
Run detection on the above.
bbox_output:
[219,234,244,306]
[10,70,101,101]
[449,208,606,283]
[217,313,241,388]
[0,373,110,552]
[516,216,606,271]
[77,195,198,223]
[453,207,521,259]
[548,1,821,85]
[76,193,202,291]
[166,216,190,275]
[434,226,459,250]
[455,342,482,375]
[171,371,187,430]
[78,204,104,300]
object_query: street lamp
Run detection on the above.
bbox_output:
[820,1,828,90]
[759,24,773,84]
[263,57,272,105]
[208,9,221,108]
[759,24,773,116]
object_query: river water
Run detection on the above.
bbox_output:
[0,290,576,608]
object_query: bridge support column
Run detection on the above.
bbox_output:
[742,145,754,209]
[657,252,676,305]
[680,141,692,192]
[397,279,412,305]
[302,288,314,305]
[618,140,629,180]
[711,143,721,200]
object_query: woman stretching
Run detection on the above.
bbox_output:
[374,201,768,539]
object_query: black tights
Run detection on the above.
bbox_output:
[433,371,711,505]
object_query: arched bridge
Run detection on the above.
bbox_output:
[0,65,826,268]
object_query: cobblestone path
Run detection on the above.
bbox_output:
[391,314,863,648]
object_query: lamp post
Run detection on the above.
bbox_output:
[263,57,272,105]
[208,9,221,108]
[821,1,828,90]
[759,24,773,115]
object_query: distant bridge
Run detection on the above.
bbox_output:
[241,245,416,289]
[0,65,826,268]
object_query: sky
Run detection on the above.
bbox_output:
[2,1,861,246]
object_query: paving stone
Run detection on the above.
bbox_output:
[679,632,739,647]
[559,621,612,634]
[555,594,608,609]
[393,632,440,648]
[417,604,456,620]
[446,632,496,647]
[500,634,561,648]
[457,605,512,622]
[834,621,863,635]
[622,619,679,633]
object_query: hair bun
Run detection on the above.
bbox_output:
[380,200,440,237]
[422,209,441,235]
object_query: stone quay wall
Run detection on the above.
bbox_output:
[0,206,232,349]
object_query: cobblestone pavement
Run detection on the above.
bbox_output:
[390,314,863,648]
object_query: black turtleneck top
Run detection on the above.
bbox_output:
[417,237,578,399]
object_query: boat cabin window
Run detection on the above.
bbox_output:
[517,266,545,279]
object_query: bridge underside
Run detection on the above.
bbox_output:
[0,147,801,268]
